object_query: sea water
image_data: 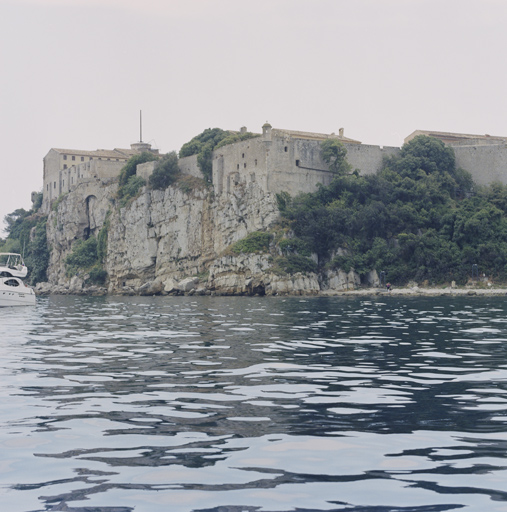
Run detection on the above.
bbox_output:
[1,295,506,512]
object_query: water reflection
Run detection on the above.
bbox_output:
[1,295,507,511]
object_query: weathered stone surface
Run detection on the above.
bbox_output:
[42,173,375,296]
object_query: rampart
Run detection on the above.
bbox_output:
[42,125,507,216]
[453,144,507,186]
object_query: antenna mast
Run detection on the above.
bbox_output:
[140,110,143,142]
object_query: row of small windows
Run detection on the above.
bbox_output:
[63,155,122,162]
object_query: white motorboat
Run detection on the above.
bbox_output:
[0,253,36,306]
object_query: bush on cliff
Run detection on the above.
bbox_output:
[65,237,99,275]
[180,128,229,183]
[117,152,157,202]
[274,254,318,275]
[229,231,273,255]
[180,128,258,183]
[149,152,180,190]
[118,176,146,207]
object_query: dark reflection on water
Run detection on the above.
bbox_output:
[1,295,507,511]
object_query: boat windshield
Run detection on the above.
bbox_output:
[0,253,25,270]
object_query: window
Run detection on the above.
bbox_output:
[255,159,258,166]
[284,146,288,152]
[63,155,67,160]
[81,156,84,161]
[295,159,300,166]
[63,165,67,169]
[54,182,56,188]
[90,157,93,160]
[244,163,246,168]
[242,153,245,158]
[72,156,75,161]
[237,164,239,170]
[5,279,19,287]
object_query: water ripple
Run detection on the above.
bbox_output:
[1,295,507,511]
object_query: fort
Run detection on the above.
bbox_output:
[42,123,507,214]
[38,123,507,296]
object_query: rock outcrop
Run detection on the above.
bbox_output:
[41,177,365,296]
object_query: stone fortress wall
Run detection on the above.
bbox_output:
[42,143,157,214]
[211,123,401,198]
[42,124,507,215]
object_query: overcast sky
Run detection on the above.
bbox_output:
[1,0,507,235]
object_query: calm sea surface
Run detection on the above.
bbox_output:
[1,295,507,512]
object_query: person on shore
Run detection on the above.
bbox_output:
[386,282,391,292]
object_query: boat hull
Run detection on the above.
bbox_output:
[0,288,36,307]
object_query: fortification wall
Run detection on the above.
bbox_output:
[211,134,401,197]
[453,144,507,185]
[178,154,202,178]
[213,138,269,195]
[345,144,400,174]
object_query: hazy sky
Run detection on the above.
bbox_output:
[2,0,507,234]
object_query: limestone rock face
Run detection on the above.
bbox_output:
[43,178,368,296]
[46,180,116,288]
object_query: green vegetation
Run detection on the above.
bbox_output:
[96,210,111,263]
[215,131,260,149]
[65,238,99,274]
[117,152,158,205]
[279,135,507,285]
[229,231,273,255]
[274,254,318,275]
[320,139,353,175]
[1,197,49,285]
[180,128,258,183]
[26,219,50,284]
[65,236,107,285]
[149,151,180,190]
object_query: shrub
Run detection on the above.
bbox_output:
[215,132,259,149]
[87,265,108,285]
[275,255,318,275]
[149,152,180,190]
[118,152,157,199]
[179,128,231,183]
[229,231,273,255]
[97,211,110,263]
[119,175,146,207]
[279,237,312,257]
[66,237,99,276]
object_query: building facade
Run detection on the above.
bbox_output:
[42,124,507,215]
[42,142,158,213]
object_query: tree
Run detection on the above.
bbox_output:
[320,139,352,175]
[179,128,231,182]
[118,152,158,196]
[396,135,456,178]
[4,208,30,236]
[149,152,180,190]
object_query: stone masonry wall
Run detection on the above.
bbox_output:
[452,144,507,185]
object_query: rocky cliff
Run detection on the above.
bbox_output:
[40,177,370,296]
